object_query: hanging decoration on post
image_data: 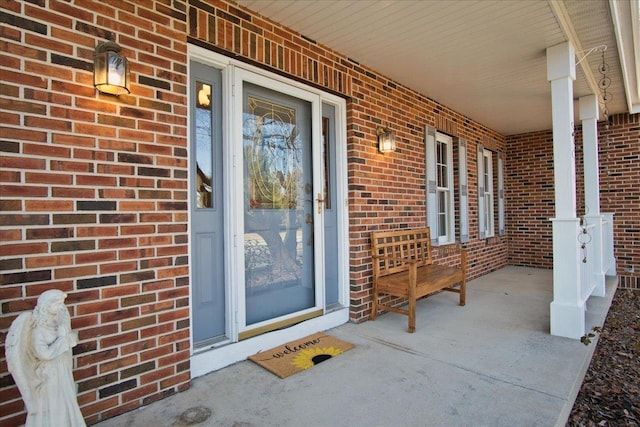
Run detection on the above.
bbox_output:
[575,45,610,265]
[578,215,592,264]
[597,46,613,204]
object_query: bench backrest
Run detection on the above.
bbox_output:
[371,228,433,276]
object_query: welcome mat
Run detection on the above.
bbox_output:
[248,332,355,378]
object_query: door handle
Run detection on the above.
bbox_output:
[316,193,325,214]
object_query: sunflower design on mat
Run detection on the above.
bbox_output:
[292,347,343,370]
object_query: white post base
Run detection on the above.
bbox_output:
[550,217,583,339]
[550,300,586,339]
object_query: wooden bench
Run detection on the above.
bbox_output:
[370,227,467,333]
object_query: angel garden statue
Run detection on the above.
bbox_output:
[5,289,86,427]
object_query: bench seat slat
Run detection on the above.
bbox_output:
[378,265,464,298]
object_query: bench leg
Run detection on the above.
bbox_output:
[408,297,416,333]
[459,279,466,306]
[370,291,378,321]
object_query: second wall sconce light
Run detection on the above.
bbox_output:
[377,126,396,153]
[94,41,130,95]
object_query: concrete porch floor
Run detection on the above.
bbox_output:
[97,266,617,427]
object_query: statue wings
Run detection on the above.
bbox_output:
[5,312,37,412]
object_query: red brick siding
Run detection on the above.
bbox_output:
[0,1,189,425]
[506,130,555,268]
[506,113,640,289]
[602,114,640,288]
[0,3,514,424]
[5,0,611,424]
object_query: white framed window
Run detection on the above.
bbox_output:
[426,127,455,245]
[483,149,495,238]
[436,134,455,243]
[477,144,504,240]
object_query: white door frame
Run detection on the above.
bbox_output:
[188,45,349,377]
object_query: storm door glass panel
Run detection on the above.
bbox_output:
[322,117,332,210]
[243,82,315,325]
[322,104,339,307]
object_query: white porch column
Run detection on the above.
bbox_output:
[580,95,605,297]
[547,42,584,339]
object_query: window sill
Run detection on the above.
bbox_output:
[433,240,456,247]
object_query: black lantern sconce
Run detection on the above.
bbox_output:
[93,41,130,96]
[377,126,396,153]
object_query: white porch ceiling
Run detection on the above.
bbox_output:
[235,0,638,136]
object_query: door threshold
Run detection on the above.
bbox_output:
[191,307,349,378]
[193,336,233,354]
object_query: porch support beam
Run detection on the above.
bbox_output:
[580,95,606,297]
[547,42,584,339]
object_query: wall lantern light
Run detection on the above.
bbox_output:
[94,41,130,96]
[377,126,396,153]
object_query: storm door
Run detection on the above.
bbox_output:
[238,74,324,337]
[322,103,339,307]
[190,61,226,346]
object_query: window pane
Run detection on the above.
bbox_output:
[438,190,448,237]
[484,156,490,190]
[437,141,448,187]
[438,214,446,237]
[485,193,496,236]
[196,81,213,209]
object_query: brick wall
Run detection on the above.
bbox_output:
[601,113,640,289]
[2,0,517,424]
[506,113,640,289]
[1,1,190,425]
[7,0,637,425]
[506,130,554,268]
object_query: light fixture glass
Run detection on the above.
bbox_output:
[94,41,130,96]
[197,82,211,108]
[377,126,396,153]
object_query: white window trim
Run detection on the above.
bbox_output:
[458,138,469,243]
[436,133,455,244]
[497,151,505,236]
[483,149,495,238]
